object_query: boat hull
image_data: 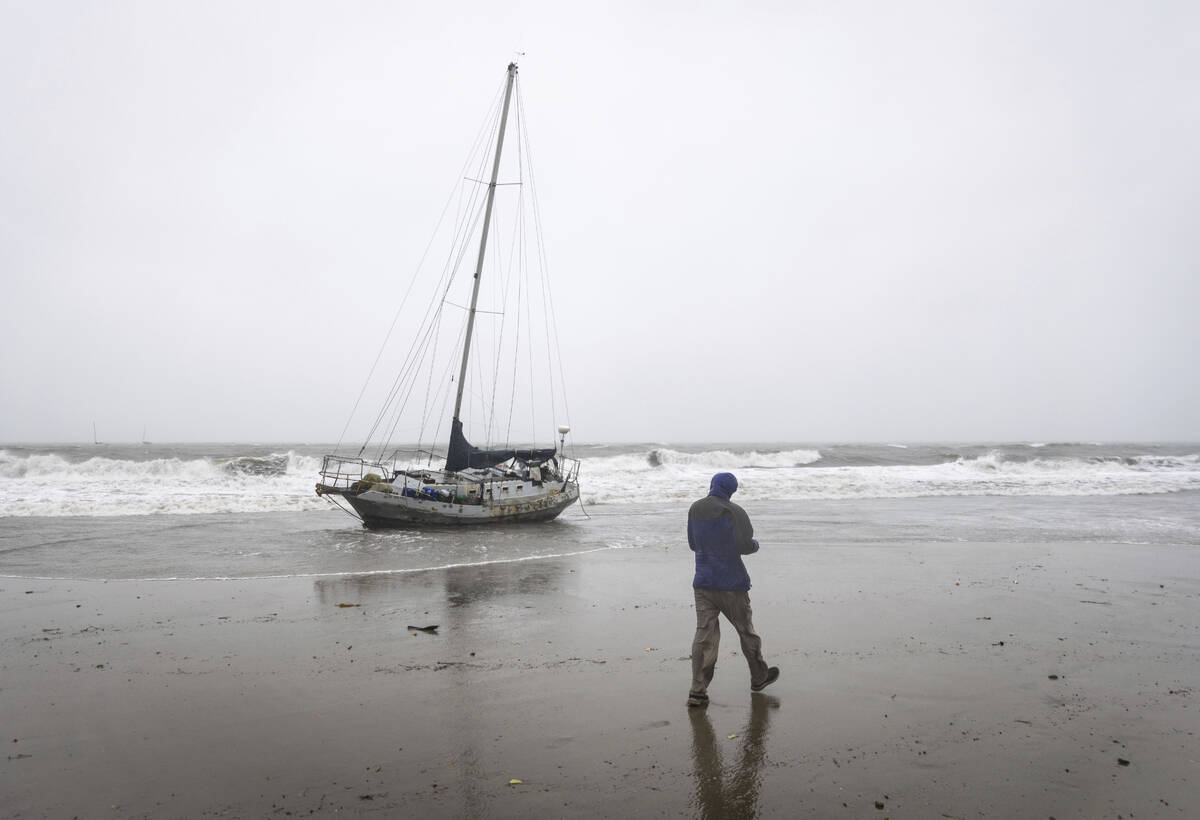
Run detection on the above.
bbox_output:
[344,483,579,528]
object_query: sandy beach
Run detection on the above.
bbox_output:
[2,535,1196,818]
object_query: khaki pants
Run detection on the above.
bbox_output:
[690,587,769,695]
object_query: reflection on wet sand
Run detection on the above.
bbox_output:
[310,555,575,816]
[690,695,778,819]
[312,556,569,607]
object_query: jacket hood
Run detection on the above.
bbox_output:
[708,472,738,500]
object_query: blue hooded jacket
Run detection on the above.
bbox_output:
[689,472,760,591]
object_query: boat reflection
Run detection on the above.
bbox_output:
[689,694,778,819]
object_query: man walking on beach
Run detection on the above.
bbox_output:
[687,472,779,707]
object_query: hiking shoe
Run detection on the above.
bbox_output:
[751,667,780,692]
[687,692,709,708]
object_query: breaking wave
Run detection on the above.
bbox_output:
[1,444,1197,516]
[581,447,1200,505]
[645,447,821,469]
[0,450,326,517]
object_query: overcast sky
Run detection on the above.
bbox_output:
[1,1,1197,444]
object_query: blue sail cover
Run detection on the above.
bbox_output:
[445,419,557,472]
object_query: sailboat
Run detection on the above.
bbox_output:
[316,63,580,527]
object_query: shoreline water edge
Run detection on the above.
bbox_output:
[2,442,1198,817]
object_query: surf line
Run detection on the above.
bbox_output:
[0,544,641,583]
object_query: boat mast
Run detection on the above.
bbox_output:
[451,62,518,428]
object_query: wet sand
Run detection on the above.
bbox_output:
[2,540,1197,818]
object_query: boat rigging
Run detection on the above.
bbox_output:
[315,63,580,527]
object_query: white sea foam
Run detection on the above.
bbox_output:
[579,448,1200,505]
[0,450,327,517]
[1,446,1198,517]
[647,447,822,468]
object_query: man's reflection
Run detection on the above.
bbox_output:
[689,694,777,820]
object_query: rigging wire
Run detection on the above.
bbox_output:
[516,92,542,451]
[339,79,507,458]
[373,189,488,462]
[410,305,446,461]
[505,200,525,451]
[366,120,498,460]
[481,209,505,451]
[346,74,509,459]
[518,86,574,456]
[428,91,512,455]
[332,66,574,476]
[420,321,466,467]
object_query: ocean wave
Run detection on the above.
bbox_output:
[2,445,1198,517]
[953,451,1200,474]
[579,447,1200,505]
[218,454,296,478]
[645,447,822,469]
[0,450,326,517]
